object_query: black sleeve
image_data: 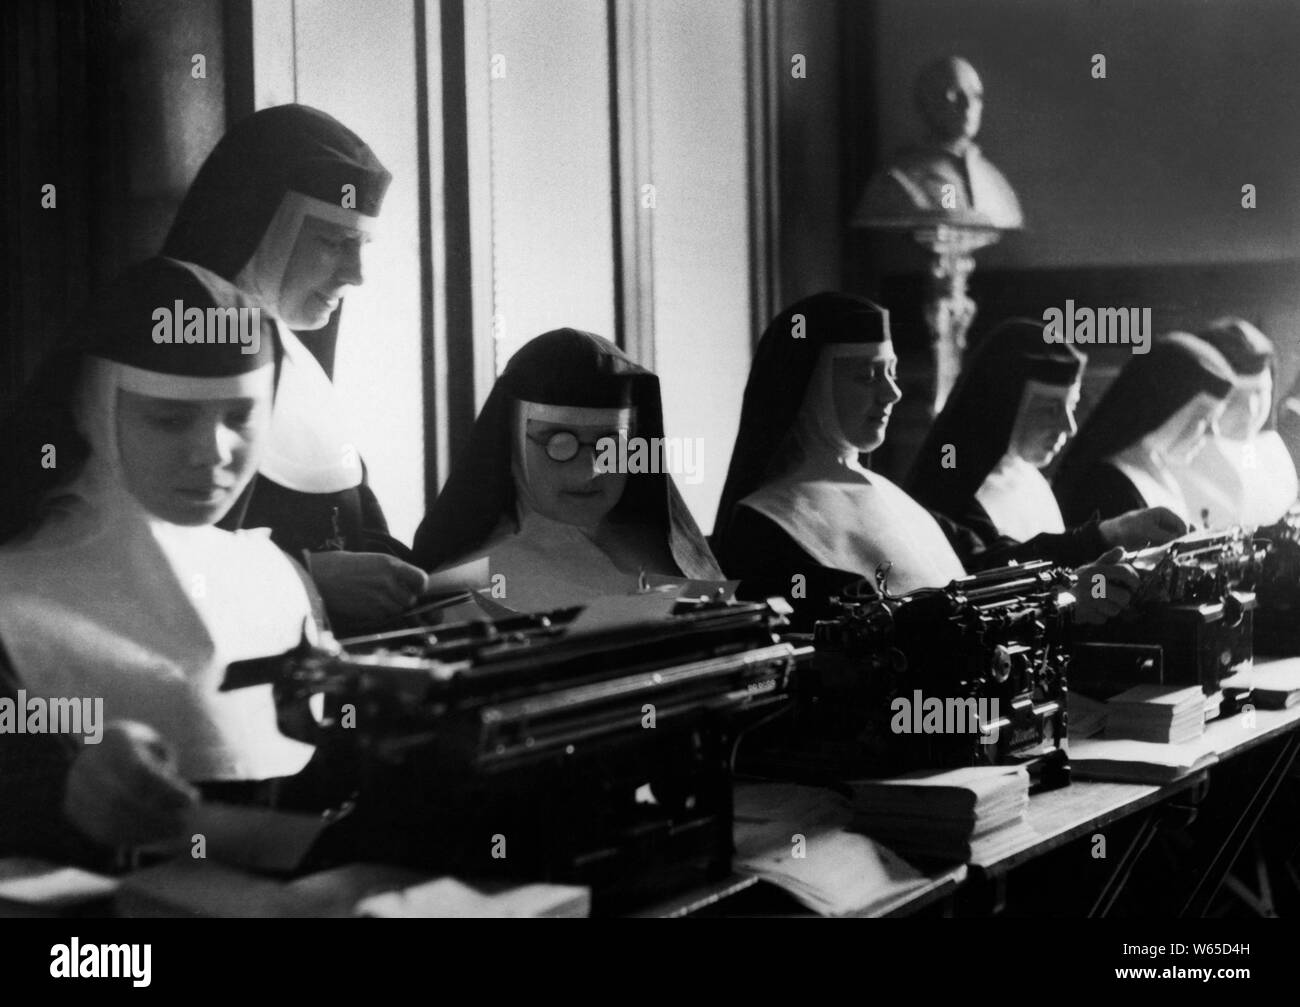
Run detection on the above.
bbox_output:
[944,496,1002,545]
[931,505,1110,572]
[224,471,414,563]
[719,505,875,631]
[356,481,414,560]
[1058,463,1146,526]
[0,643,107,866]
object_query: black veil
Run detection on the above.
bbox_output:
[412,329,720,579]
[1053,333,1235,511]
[712,292,891,556]
[907,319,1084,519]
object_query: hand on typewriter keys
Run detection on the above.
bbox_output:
[1099,506,1188,550]
[1074,546,1141,624]
[307,551,429,631]
[63,721,199,848]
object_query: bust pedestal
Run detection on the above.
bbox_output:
[913,222,1003,414]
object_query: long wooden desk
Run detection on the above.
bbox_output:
[665,661,1300,917]
[7,669,1297,919]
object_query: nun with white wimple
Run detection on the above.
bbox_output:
[1168,318,1298,529]
[908,318,1185,552]
[412,329,722,612]
[713,293,1140,627]
[0,258,319,861]
[163,104,425,632]
[1054,333,1236,526]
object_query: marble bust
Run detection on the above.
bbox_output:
[854,56,1023,230]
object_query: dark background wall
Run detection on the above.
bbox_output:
[8,0,1300,495]
[2,0,229,405]
[823,0,1300,480]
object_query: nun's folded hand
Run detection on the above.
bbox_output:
[63,721,199,848]
[1099,506,1187,549]
[307,550,428,628]
[1073,547,1141,625]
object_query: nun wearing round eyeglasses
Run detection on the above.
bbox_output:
[412,329,722,612]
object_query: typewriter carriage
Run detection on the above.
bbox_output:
[225,600,801,912]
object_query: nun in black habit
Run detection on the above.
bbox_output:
[907,318,1185,550]
[163,104,425,631]
[1054,333,1235,526]
[412,329,722,612]
[1168,318,1297,528]
[0,258,323,861]
[713,293,1139,627]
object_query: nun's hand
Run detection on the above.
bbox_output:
[63,721,199,848]
[1073,547,1141,625]
[1099,507,1187,549]
[307,550,428,631]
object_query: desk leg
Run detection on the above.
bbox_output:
[1088,811,1163,918]
[1219,838,1277,917]
[1180,731,1300,917]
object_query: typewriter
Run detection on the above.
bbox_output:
[1253,505,1300,655]
[1071,528,1263,707]
[742,561,1075,792]
[222,598,803,913]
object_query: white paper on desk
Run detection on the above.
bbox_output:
[565,592,678,637]
[733,781,852,851]
[183,802,328,874]
[357,877,590,917]
[1069,737,1219,782]
[732,782,931,917]
[1232,658,1300,705]
[0,858,119,907]
[850,764,1028,809]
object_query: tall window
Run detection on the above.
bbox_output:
[250,0,773,541]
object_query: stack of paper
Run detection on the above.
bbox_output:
[732,782,940,917]
[1232,659,1300,709]
[848,765,1030,862]
[1105,684,1205,744]
[1068,737,1218,783]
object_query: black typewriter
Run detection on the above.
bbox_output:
[222,598,803,913]
[741,561,1075,792]
[1253,504,1300,655]
[1071,528,1263,706]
